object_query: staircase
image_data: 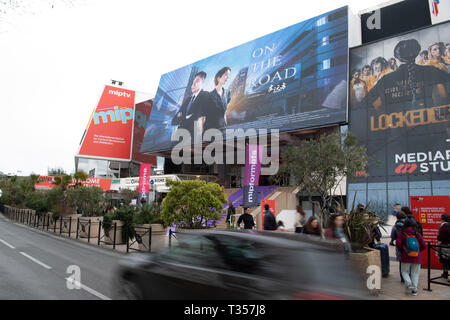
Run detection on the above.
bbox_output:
[215,186,278,229]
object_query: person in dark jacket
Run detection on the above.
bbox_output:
[324,214,351,253]
[263,204,277,231]
[237,207,255,230]
[396,225,427,296]
[437,214,450,281]
[302,217,323,238]
[226,203,235,229]
[402,206,423,235]
[391,211,407,246]
[391,211,407,282]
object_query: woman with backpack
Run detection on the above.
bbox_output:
[396,220,427,296]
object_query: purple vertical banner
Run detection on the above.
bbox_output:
[243,144,264,207]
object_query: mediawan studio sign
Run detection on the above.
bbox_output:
[349,21,450,183]
[140,7,349,153]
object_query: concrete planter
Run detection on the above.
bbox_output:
[349,247,382,294]
[78,217,102,239]
[47,213,62,231]
[135,224,168,252]
[103,220,124,245]
[61,214,81,234]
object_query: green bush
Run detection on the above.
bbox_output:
[161,180,227,229]
[133,203,163,225]
[66,186,104,217]
[113,205,137,243]
[24,191,49,216]
[102,211,115,236]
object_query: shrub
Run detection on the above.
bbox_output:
[113,205,137,242]
[161,180,227,229]
[133,203,163,225]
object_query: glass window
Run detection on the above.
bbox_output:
[208,235,281,278]
[368,182,387,190]
[159,234,223,269]
[316,16,327,26]
[432,180,450,196]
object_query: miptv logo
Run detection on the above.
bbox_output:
[108,89,131,98]
[93,106,134,125]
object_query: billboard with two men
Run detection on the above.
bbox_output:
[140,6,349,153]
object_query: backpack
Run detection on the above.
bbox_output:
[403,232,420,257]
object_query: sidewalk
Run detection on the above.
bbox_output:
[376,237,450,300]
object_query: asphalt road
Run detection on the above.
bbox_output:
[0,213,125,300]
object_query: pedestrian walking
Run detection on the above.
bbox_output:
[226,203,235,229]
[396,220,427,296]
[324,214,352,253]
[402,206,423,235]
[390,211,407,246]
[237,207,255,230]
[437,214,450,282]
[294,205,306,233]
[263,204,277,231]
[391,211,407,282]
[302,217,323,238]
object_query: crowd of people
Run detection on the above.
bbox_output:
[350,41,450,105]
[229,200,450,297]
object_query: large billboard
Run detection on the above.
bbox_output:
[349,21,450,186]
[77,85,136,161]
[141,7,348,153]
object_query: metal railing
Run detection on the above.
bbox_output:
[0,205,153,254]
[424,241,450,291]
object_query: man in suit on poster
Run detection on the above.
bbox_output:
[172,71,211,137]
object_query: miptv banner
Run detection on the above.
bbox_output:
[140,6,348,153]
[243,144,264,207]
[137,164,152,207]
[35,176,112,191]
[410,195,450,269]
[77,85,136,161]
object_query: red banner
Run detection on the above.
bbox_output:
[35,176,112,191]
[261,199,275,230]
[138,164,152,194]
[77,85,135,160]
[132,99,156,165]
[410,196,450,269]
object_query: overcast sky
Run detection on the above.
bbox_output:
[0,0,386,176]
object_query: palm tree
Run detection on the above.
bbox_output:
[51,174,73,216]
[73,170,88,188]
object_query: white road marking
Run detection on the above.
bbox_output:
[19,252,52,270]
[0,238,15,249]
[65,277,111,300]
